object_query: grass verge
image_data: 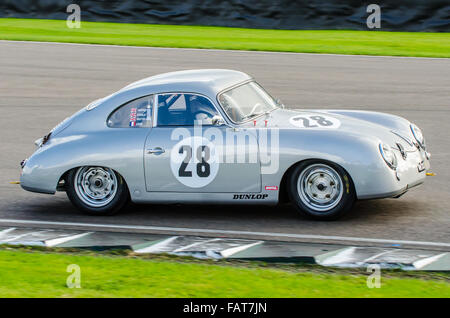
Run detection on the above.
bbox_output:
[0,246,448,297]
[0,18,449,57]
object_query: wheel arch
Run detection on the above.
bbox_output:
[57,165,131,196]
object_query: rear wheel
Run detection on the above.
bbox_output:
[66,166,129,215]
[288,160,355,220]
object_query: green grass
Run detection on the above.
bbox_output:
[0,18,449,57]
[0,248,449,297]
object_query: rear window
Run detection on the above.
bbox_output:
[107,95,154,128]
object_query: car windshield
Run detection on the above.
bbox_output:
[218,81,279,124]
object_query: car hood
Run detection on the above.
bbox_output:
[250,108,416,150]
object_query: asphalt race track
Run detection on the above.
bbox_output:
[0,41,449,246]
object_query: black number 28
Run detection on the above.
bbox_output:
[178,145,210,178]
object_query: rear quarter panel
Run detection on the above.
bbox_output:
[21,125,150,195]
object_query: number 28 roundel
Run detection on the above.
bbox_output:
[289,114,341,129]
[170,136,219,188]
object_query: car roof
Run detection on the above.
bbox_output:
[86,69,252,121]
[121,69,252,94]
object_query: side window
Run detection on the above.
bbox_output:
[157,93,219,126]
[107,95,154,128]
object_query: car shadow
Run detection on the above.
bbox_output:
[4,191,426,227]
[123,197,422,223]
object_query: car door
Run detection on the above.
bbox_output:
[144,93,261,193]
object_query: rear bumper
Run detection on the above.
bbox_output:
[20,183,55,195]
[20,155,57,195]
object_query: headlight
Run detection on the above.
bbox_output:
[379,143,398,170]
[410,124,426,150]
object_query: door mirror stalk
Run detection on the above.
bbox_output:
[211,115,225,126]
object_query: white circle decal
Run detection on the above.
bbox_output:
[289,113,341,129]
[170,136,219,188]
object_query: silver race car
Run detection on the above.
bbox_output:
[20,69,431,220]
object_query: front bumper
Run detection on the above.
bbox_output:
[359,147,430,200]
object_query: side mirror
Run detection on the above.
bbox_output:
[275,98,285,109]
[212,115,225,126]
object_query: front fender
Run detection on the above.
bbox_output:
[263,129,399,199]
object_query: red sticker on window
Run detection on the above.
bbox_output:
[129,108,137,127]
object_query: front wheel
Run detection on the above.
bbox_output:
[288,161,355,220]
[66,166,129,215]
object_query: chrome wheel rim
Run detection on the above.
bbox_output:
[74,166,117,208]
[297,164,343,212]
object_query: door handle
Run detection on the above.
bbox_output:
[147,147,165,155]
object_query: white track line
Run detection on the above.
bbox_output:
[413,253,447,269]
[0,218,449,248]
[0,230,49,243]
[221,241,263,258]
[45,232,92,247]
[0,228,16,238]
[362,249,396,263]
[174,238,221,252]
[134,236,179,253]
[319,247,357,265]
[0,40,448,60]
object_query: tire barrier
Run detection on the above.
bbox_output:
[1,0,449,32]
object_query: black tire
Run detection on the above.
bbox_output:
[287,160,355,220]
[66,166,129,216]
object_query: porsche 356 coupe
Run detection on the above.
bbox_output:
[20,69,431,220]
